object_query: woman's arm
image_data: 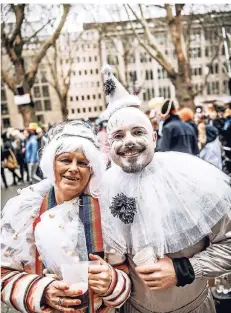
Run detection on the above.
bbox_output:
[1,265,55,313]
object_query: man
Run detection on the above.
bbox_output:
[100,65,231,313]
[158,100,199,155]
[24,123,41,183]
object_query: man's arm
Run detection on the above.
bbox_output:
[189,212,231,279]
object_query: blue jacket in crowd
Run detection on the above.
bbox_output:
[25,135,38,163]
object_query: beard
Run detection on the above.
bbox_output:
[121,162,145,173]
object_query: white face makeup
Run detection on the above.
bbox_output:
[107,107,156,173]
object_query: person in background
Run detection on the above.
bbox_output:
[158,100,199,155]
[24,123,41,184]
[11,129,27,183]
[178,107,198,138]
[2,130,22,186]
[213,106,226,137]
[199,125,222,170]
[97,121,111,168]
[36,127,44,179]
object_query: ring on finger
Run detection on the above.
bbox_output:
[56,297,63,306]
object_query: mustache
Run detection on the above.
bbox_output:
[118,144,146,154]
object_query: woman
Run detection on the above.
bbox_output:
[178,107,198,138]
[1,120,130,313]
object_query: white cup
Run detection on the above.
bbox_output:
[61,262,88,293]
[133,247,157,266]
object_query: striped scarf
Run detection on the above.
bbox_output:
[33,187,104,313]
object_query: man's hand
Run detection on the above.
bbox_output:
[88,254,112,295]
[135,255,177,290]
[43,280,83,312]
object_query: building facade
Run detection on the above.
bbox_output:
[1,12,231,129]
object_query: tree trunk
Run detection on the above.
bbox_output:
[173,75,195,110]
[61,95,68,121]
[18,104,37,127]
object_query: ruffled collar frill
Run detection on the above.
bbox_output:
[100,152,231,258]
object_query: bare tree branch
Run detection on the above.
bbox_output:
[24,18,56,44]
[26,4,71,88]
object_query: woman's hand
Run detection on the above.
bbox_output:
[135,255,177,291]
[43,280,83,312]
[88,254,112,295]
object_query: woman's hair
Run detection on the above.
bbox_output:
[39,120,104,197]
[178,108,194,122]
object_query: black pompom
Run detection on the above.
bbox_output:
[103,78,116,96]
[110,193,137,224]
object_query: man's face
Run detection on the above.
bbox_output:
[107,108,156,173]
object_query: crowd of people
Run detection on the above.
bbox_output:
[1,64,231,313]
[1,123,51,188]
[2,101,231,190]
[148,101,231,175]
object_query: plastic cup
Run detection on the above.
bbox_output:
[61,262,89,309]
[133,247,157,266]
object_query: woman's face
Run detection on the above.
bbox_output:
[54,151,91,201]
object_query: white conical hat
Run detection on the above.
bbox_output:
[101,64,141,119]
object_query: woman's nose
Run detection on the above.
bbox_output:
[68,161,79,172]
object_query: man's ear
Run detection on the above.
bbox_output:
[153,131,157,142]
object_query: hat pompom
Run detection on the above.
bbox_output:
[101,64,113,75]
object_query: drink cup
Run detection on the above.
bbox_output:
[61,262,88,309]
[133,247,157,266]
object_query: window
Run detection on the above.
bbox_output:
[70,96,73,101]
[79,71,82,75]
[143,93,146,101]
[96,69,99,74]
[94,107,97,112]
[2,118,11,128]
[98,94,101,99]
[71,109,75,114]
[76,96,79,101]
[145,70,149,80]
[35,100,42,111]
[82,96,85,100]
[152,88,155,98]
[89,57,92,62]
[77,57,80,62]
[83,57,86,62]
[77,108,80,113]
[147,89,151,99]
[44,99,51,111]
[34,86,40,98]
[1,89,6,101]
[85,70,87,75]
[207,82,211,95]
[89,107,92,112]
[97,81,100,87]
[72,71,76,76]
[87,95,90,100]
[94,56,97,61]
[223,81,228,93]
[90,69,93,74]
[150,70,153,80]
[42,86,49,97]
[212,81,219,94]
[37,115,44,123]
[83,108,86,113]
[1,103,9,115]
[99,106,103,111]
[93,94,96,99]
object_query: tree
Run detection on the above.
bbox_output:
[124,4,230,109]
[1,4,70,126]
[45,31,82,121]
